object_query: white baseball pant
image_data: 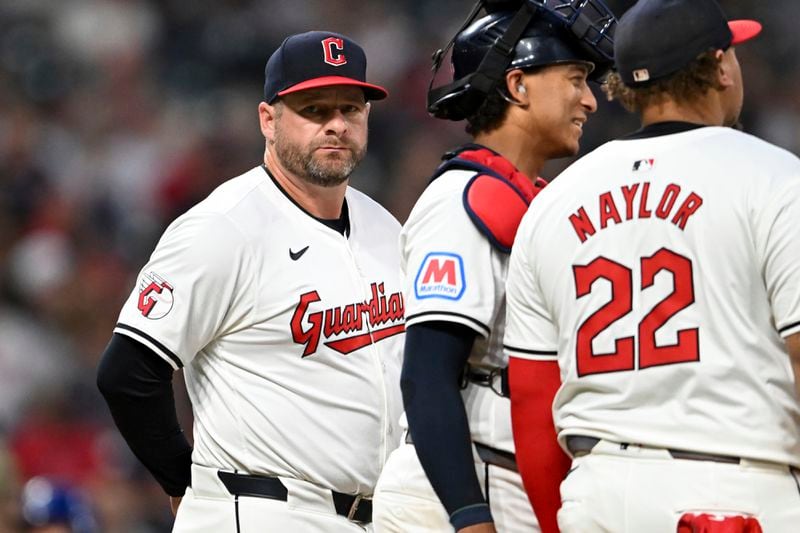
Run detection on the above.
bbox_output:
[372,441,539,532]
[559,437,800,533]
[173,464,372,532]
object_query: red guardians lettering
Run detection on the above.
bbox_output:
[291,282,405,357]
[569,182,704,243]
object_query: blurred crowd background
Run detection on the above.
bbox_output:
[0,0,798,530]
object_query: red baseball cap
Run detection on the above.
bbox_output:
[264,31,388,103]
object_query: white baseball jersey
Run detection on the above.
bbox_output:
[505,126,800,466]
[402,167,514,452]
[115,165,405,495]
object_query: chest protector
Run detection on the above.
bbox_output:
[431,145,548,253]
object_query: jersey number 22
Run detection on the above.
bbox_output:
[573,247,699,377]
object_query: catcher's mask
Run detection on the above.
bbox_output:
[428,0,617,121]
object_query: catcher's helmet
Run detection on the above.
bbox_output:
[428,0,617,121]
[454,12,593,81]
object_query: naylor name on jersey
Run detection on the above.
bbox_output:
[569,181,704,244]
[291,282,404,357]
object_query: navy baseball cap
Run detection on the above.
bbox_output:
[264,31,388,103]
[615,0,762,85]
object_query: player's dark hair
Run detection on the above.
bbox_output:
[465,88,512,136]
[603,50,722,113]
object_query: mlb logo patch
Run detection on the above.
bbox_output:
[633,158,655,171]
[632,68,650,83]
[414,252,465,300]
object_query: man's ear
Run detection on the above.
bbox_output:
[505,69,529,105]
[259,101,278,142]
[716,49,735,90]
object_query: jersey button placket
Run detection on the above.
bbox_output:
[341,234,392,469]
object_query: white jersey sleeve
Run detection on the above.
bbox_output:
[755,177,800,338]
[401,170,502,338]
[115,209,256,369]
[504,215,558,360]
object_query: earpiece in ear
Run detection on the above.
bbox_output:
[517,85,526,94]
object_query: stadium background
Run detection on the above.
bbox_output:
[0,0,796,530]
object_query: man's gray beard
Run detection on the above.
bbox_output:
[273,128,366,188]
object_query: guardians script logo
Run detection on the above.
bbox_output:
[290,282,404,357]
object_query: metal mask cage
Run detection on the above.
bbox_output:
[544,1,616,63]
[427,0,617,120]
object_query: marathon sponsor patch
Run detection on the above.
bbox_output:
[414,252,465,300]
[137,271,174,320]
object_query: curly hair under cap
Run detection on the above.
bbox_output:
[603,50,723,113]
[465,86,512,136]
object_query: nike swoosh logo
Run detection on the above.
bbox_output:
[289,246,309,261]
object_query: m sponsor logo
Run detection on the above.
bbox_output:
[137,272,174,319]
[414,252,465,300]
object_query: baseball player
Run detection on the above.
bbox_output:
[96,31,405,532]
[504,0,800,531]
[372,1,616,532]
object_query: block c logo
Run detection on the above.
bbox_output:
[321,37,346,66]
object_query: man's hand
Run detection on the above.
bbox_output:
[458,523,497,533]
[170,496,182,516]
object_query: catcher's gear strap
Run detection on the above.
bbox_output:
[677,513,763,533]
[461,363,510,398]
[432,145,547,253]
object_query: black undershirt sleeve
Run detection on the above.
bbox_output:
[400,321,493,529]
[96,333,192,497]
